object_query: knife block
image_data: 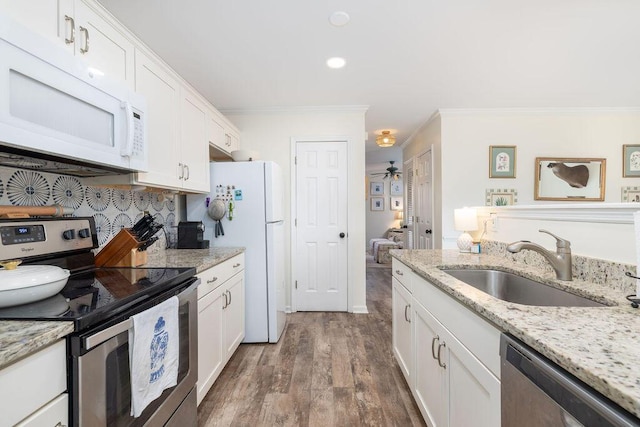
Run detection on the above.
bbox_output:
[112,248,148,267]
[95,229,142,267]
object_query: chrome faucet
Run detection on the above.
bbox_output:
[506,230,572,281]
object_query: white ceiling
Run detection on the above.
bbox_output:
[98,0,640,156]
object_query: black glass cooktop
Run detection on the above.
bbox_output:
[0,266,196,331]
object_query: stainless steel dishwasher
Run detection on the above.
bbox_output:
[501,334,640,427]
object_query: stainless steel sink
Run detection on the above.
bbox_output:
[440,268,606,307]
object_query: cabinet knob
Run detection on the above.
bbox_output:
[233,263,241,268]
[395,269,404,276]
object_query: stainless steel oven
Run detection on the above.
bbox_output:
[501,334,640,427]
[0,217,199,426]
[72,278,198,426]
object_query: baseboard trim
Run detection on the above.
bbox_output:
[351,305,369,314]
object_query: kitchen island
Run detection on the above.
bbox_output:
[391,249,640,419]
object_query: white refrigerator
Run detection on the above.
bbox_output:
[186,161,286,343]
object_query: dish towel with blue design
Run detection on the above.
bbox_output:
[129,296,179,417]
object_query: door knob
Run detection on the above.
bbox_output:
[339,232,346,238]
[426,229,432,234]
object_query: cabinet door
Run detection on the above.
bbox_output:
[72,0,135,88]
[134,50,182,189]
[413,301,447,427]
[0,0,59,42]
[197,285,225,406]
[447,336,501,427]
[392,278,413,382]
[223,272,245,360]
[208,112,226,152]
[180,87,210,192]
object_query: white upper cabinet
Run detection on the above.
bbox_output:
[180,86,210,192]
[0,0,59,42]
[134,50,181,189]
[209,108,241,158]
[59,0,135,88]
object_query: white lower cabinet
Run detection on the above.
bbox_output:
[0,339,68,427]
[196,254,245,405]
[392,277,413,381]
[392,259,501,427]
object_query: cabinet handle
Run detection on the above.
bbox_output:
[178,163,184,179]
[184,164,190,180]
[64,15,75,45]
[55,422,67,427]
[79,26,89,53]
[437,342,447,369]
[222,291,228,309]
[395,269,403,276]
[226,289,232,306]
[431,335,439,360]
[404,305,410,322]
[207,277,218,284]
[233,263,241,268]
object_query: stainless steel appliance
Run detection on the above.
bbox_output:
[501,334,640,427]
[0,217,198,426]
[0,14,148,176]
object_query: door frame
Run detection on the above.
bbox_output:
[290,136,352,313]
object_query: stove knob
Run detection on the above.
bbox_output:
[78,228,91,239]
[62,229,76,240]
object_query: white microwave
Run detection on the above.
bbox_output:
[0,15,147,174]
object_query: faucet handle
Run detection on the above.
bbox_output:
[539,229,571,249]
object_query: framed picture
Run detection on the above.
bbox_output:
[623,145,640,177]
[370,197,384,211]
[534,157,606,201]
[489,145,516,178]
[390,181,403,196]
[622,186,640,202]
[390,197,403,211]
[370,181,384,196]
[485,189,518,206]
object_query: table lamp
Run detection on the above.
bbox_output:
[454,208,478,252]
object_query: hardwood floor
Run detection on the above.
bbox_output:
[197,265,425,426]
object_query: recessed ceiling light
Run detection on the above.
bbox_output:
[327,57,346,69]
[329,11,350,27]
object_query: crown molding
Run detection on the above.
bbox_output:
[437,107,640,117]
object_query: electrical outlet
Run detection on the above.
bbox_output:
[489,212,498,232]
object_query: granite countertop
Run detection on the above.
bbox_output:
[391,249,640,418]
[0,247,245,371]
[0,321,73,369]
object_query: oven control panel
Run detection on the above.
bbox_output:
[0,218,98,261]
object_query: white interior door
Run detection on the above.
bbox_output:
[414,149,433,249]
[294,141,348,311]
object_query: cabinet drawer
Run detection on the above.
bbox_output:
[197,253,245,298]
[392,259,412,292]
[15,393,68,427]
[0,340,67,427]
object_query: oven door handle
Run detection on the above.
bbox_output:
[84,318,133,350]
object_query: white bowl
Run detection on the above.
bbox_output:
[231,150,260,162]
[0,265,70,308]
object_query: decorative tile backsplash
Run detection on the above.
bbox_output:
[0,166,177,251]
[481,239,636,294]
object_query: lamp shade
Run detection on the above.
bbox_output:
[376,131,396,147]
[454,208,478,232]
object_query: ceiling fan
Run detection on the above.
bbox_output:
[371,161,402,180]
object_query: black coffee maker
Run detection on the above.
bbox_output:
[177,221,210,249]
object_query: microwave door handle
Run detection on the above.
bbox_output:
[121,101,134,157]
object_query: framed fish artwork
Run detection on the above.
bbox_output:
[534,157,606,201]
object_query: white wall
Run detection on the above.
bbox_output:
[366,177,402,245]
[405,108,640,258]
[224,106,368,313]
